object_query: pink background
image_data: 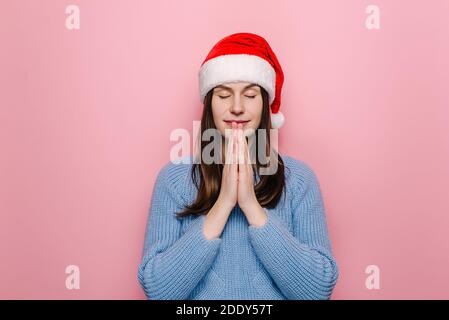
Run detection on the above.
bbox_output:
[1,0,448,299]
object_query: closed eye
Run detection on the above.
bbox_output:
[218,95,256,99]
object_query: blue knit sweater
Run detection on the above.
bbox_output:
[137,154,339,300]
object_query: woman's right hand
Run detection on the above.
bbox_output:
[217,122,239,211]
[203,122,239,240]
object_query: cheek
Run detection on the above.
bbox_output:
[211,98,229,116]
[248,98,263,118]
[211,102,226,130]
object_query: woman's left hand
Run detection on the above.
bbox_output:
[235,124,268,227]
[235,124,258,211]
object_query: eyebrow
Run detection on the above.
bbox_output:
[214,83,259,91]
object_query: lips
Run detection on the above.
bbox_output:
[224,120,250,125]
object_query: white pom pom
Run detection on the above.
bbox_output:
[271,111,285,129]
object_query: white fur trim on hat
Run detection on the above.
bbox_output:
[271,111,285,129]
[199,54,276,104]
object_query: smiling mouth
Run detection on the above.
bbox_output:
[224,120,250,125]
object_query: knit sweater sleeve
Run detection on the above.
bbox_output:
[247,161,339,300]
[137,163,222,300]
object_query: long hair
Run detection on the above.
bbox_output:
[176,86,285,218]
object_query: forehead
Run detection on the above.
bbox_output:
[214,82,260,91]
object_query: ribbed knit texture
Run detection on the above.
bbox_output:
[137,154,339,300]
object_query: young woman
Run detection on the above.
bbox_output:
[137,33,339,300]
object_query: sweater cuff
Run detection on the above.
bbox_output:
[248,209,288,238]
[247,210,297,262]
[187,214,223,247]
[155,214,222,270]
[142,214,222,299]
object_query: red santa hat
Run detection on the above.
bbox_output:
[198,32,285,129]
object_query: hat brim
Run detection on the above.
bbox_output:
[199,54,276,105]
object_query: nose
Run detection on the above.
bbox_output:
[230,96,244,115]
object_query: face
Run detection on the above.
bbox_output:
[211,81,263,139]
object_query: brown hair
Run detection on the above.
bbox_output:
[176,86,285,218]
